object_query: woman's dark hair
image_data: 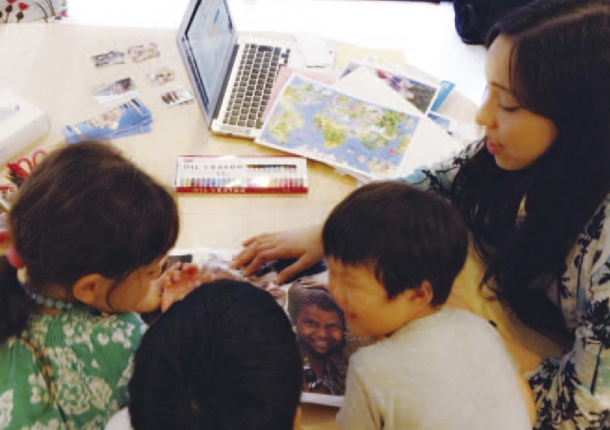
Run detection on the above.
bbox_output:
[451,0,610,338]
[128,279,303,430]
[0,142,179,343]
[323,181,468,306]
[286,279,345,330]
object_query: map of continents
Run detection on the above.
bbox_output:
[258,75,420,179]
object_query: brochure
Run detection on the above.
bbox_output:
[168,247,376,407]
[62,98,152,143]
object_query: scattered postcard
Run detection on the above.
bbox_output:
[427,111,453,133]
[340,61,440,114]
[148,66,175,86]
[62,98,152,144]
[430,80,456,112]
[161,85,194,107]
[427,112,482,143]
[362,55,408,74]
[91,50,125,67]
[92,77,140,105]
[128,42,160,62]
[333,46,406,71]
[168,247,375,406]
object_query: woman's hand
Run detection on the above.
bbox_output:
[159,262,214,312]
[230,224,325,285]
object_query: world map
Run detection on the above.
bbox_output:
[257,75,420,179]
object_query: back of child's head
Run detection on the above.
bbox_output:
[287,279,344,328]
[322,181,468,306]
[128,279,303,430]
[0,141,179,343]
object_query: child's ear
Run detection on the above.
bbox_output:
[406,280,434,307]
[72,274,108,307]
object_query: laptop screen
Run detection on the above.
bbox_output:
[177,0,238,125]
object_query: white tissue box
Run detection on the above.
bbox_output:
[0,90,50,163]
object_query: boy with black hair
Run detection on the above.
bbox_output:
[122,279,303,430]
[322,181,533,429]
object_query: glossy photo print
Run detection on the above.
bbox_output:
[168,247,375,406]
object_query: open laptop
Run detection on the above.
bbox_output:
[177,0,297,139]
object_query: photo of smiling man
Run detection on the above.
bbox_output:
[287,279,349,395]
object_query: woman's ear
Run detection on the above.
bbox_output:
[72,274,108,307]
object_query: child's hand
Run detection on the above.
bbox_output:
[160,262,214,312]
[200,262,245,281]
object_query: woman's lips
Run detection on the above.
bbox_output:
[486,140,500,155]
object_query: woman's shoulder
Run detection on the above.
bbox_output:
[577,192,610,251]
[557,192,610,327]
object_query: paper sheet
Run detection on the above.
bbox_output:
[261,66,339,122]
[333,46,406,71]
[333,67,464,180]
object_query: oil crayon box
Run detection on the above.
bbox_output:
[173,155,308,194]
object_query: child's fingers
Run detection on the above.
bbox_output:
[159,276,173,289]
[200,271,215,283]
[171,271,183,283]
[180,263,200,275]
[167,261,182,273]
[160,281,200,312]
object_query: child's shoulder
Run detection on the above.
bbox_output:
[420,307,504,349]
[350,308,502,366]
[0,308,147,366]
[0,309,145,429]
[0,308,146,385]
[27,307,146,339]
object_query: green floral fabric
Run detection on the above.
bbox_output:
[0,306,146,429]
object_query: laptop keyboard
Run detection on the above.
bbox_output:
[223,43,291,129]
